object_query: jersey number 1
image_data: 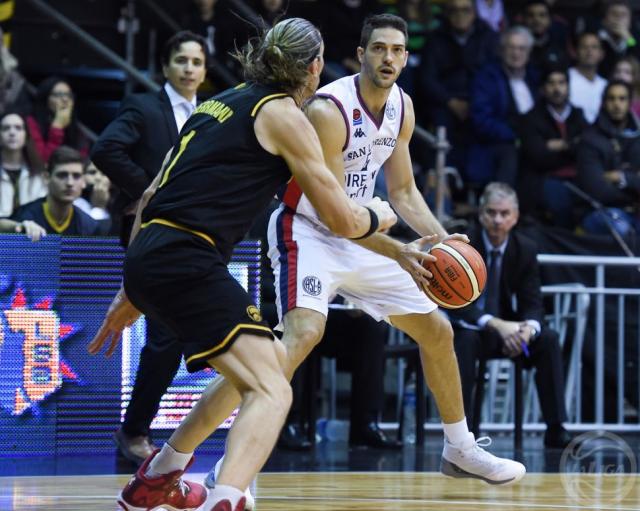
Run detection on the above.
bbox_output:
[159,130,196,188]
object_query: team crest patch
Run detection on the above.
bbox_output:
[246,305,262,322]
[385,102,396,120]
[302,276,322,296]
[353,108,362,125]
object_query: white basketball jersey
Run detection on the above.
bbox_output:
[280,74,405,230]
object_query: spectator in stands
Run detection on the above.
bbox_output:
[611,55,640,116]
[569,31,607,124]
[419,0,498,174]
[521,0,570,72]
[181,0,221,56]
[597,0,640,78]
[469,26,538,187]
[90,30,207,466]
[0,28,29,115]
[321,0,382,76]
[26,77,89,163]
[8,146,104,236]
[450,182,574,449]
[0,111,46,218]
[519,67,588,228]
[385,0,438,94]
[256,0,286,25]
[475,0,506,32]
[73,160,112,233]
[181,0,239,72]
[577,80,640,237]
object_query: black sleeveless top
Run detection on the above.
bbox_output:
[142,82,292,261]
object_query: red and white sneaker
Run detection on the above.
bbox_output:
[206,496,246,511]
[117,449,208,511]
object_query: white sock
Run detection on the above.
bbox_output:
[209,484,244,508]
[146,443,193,478]
[443,418,470,446]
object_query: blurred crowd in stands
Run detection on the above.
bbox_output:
[2,0,640,241]
[0,0,638,451]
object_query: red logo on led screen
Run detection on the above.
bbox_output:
[0,286,79,416]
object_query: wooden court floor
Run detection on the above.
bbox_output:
[1,472,639,511]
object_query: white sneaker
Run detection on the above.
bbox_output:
[441,432,526,485]
[204,456,256,510]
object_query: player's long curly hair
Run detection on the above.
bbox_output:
[234,18,322,93]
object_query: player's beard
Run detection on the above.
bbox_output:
[364,62,396,90]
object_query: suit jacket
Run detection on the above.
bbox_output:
[91,88,179,203]
[520,102,587,176]
[448,225,544,326]
[470,61,539,144]
[577,111,640,208]
[518,102,588,214]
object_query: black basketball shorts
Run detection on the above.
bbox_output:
[123,223,273,372]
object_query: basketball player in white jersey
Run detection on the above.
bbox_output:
[205,14,525,508]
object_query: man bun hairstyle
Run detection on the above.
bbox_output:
[235,17,322,92]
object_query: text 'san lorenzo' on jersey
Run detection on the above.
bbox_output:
[281,74,404,230]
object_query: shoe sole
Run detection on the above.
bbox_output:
[118,496,201,511]
[440,458,525,486]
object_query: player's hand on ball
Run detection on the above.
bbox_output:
[396,234,438,293]
[88,287,142,357]
[365,197,397,231]
[442,232,469,244]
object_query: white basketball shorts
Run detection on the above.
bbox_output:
[267,205,437,329]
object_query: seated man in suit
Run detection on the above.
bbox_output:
[449,182,573,448]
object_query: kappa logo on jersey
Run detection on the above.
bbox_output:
[0,283,80,416]
[385,102,396,120]
[353,127,366,138]
[302,276,322,296]
[353,108,362,125]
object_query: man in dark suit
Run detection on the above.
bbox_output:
[91,31,207,464]
[449,182,573,448]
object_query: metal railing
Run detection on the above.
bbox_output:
[471,254,640,433]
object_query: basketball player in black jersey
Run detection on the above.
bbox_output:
[88,18,396,511]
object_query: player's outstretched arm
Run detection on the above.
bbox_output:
[88,287,141,357]
[255,97,396,238]
[87,150,171,357]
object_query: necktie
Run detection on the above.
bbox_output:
[485,249,501,315]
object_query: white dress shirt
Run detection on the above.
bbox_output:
[164,82,197,132]
[509,77,534,115]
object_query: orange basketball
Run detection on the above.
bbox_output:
[422,240,487,309]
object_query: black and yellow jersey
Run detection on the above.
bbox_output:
[142,82,292,262]
[12,197,102,235]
